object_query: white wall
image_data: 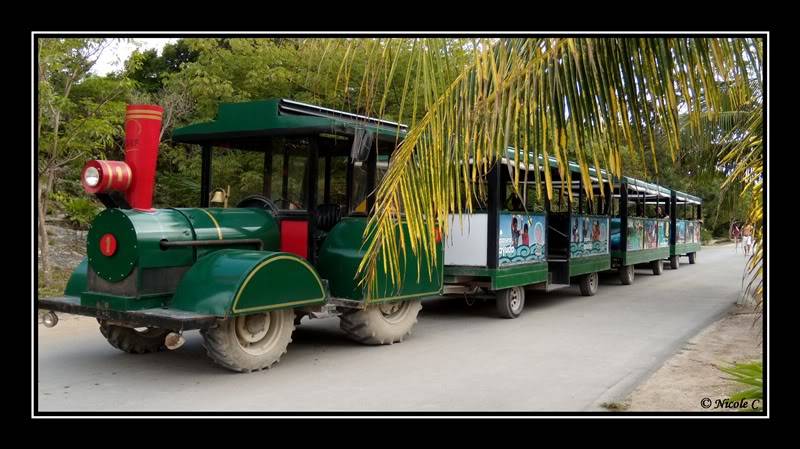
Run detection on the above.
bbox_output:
[444,214,488,267]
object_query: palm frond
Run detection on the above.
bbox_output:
[312,37,762,299]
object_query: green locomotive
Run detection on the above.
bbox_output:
[40,100,442,372]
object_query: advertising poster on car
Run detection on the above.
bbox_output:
[498,213,546,266]
[570,216,609,257]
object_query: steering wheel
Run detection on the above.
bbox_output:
[236,195,280,216]
[274,198,304,210]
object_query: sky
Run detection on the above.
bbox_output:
[91,38,177,76]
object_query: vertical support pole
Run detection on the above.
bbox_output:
[670,191,677,246]
[200,145,211,208]
[307,137,319,264]
[282,146,290,203]
[263,142,272,198]
[620,182,628,252]
[345,157,354,214]
[578,177,584,216]
[487,163,501,269]
[366,144,377,213]
[324,153,332,204]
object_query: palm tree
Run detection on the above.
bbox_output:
[308,37,763,300]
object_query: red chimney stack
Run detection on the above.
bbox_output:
[81,104,163,210]
[123,105,163,211]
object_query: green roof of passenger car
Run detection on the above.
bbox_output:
[672,189,703,204]
[172,98,407,145]
[504,147,674,197]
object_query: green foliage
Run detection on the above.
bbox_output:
[701,228,713,244]
[51,192,101,228]
[719,361,763,411]
[125,40,199,94]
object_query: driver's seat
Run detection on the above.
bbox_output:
[315,203,342,232]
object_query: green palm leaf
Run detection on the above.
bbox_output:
[310,37,762,300]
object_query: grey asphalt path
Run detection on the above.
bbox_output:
[36,244,748,412]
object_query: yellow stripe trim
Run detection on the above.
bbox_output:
[231,255,326,314]
[101,161,114,190]
[125,114,163,120]
[126,109,163,116]
[126,111,162,116]
[199,209,223,239]
[123,164,133,190]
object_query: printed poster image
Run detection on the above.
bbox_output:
[694,223,701,243]
[498,213,546,266]
[658,220,669,247]
[644,220,659,249]
[570,216,609,257]
[677,220,687,243]
[627,218,645,251]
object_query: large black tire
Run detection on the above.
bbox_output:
[669,255,679,269]
[99,322,170,354]
[201,309,295,373]
[340,300,422,345]
[496,286,525,318]
[688,252,696,264]
[619,265,635,285]
[651,259,664,275]
[579,272,599,296]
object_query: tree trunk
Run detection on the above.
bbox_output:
[36,173,50,286]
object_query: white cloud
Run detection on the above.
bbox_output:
[91,38,177,76]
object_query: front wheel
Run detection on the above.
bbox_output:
[99,322,170,354]
[688,252,696,264]
[651,259,664,275]
[579,272,599,296]
[340,300,422,345]
[669,255,679,269]
[201,309,295,373]
[496,286,525,318]
[619,265,635,285]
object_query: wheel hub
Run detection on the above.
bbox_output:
[509,288,522,312]
[236,313,270,343]
[379,302,402,317]
[376,301,412,324]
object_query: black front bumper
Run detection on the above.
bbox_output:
[38,296,218,331]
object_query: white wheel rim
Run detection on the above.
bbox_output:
[234,312,281,355]
[509,288,523,313]
[589,273,597,290]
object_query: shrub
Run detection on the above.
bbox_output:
[701,228,713,244]
[53,192,101,228]
[719,361,762,412]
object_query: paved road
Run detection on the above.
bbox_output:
[36,244,748,412]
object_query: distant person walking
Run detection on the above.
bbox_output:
[742,223,754,256]
[730,221,741,253]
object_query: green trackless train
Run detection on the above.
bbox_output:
[39,99,702,372]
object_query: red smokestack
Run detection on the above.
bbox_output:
[123,105,163,211]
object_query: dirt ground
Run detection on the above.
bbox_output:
[616,305,762,412]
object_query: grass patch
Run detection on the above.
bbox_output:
[37,267,73,298]
[601,401,630,411]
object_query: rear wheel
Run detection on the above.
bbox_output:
[496,286,525,318]
[651,259,664,275]
[669,255,679,269]
[340,300,422,345]
[579,272,599,296]
[99,322,170,354]
[201,309,295,373]
[688,252,697,264]
[619,265,635,285]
